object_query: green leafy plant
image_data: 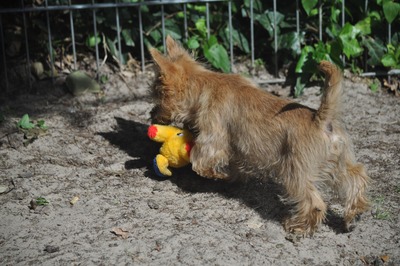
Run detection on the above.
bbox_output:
[381,43,400,68]
[3,0,400,96]
[370,79,380,92]
[18,114,35,130]
[17,114,48,130]
[36,197,49,206]
[17,114,49,146]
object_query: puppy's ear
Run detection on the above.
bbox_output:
[149,47,177,74]
[166,35,188,59]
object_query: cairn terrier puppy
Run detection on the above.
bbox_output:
[149,36,369,236]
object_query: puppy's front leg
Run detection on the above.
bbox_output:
[190,124,231,180]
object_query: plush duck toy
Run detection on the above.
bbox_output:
[147,124,193,177]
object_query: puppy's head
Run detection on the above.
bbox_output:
[149,36,200,124]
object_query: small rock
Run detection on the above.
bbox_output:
[66,71,100,96]
[29,199,37,210]
[44,245,60,253]
[0,185,8,194]
[147,199,159,210]
[18,172,34,179]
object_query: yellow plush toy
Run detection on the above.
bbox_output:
[147,124,194,177]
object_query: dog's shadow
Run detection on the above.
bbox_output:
[99,117,346,234]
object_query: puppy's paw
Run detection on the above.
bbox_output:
[284,217,317,237]
[192,164,229,180]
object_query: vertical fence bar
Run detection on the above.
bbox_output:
[0,15,9,92]
[161,4,166,54]
[318,0,322,41]
[250,0,254,68]
[228,0,233,70]
[45,0,54,82]
[273,0,278,77]
[388,23,392,83]
[69,0,77,70]
[363,0,368,71]
[92,0,100,75]
[138,6,145,72]
[342,0,346,66]
[21,0,32,90]
[183,4,188,41]
[115,0,123,65]
[296,0,300,37]
[206,2,210,39]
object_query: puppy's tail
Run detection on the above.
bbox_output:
[315,61,343,125]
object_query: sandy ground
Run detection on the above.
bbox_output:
[0,69,399,266]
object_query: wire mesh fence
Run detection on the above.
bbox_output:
[0,0,399,94]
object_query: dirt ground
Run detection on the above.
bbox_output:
[0,67,399,266]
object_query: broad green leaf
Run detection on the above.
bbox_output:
[381,54,397,67]
[149,30,162,44]
[187,37,200,49]
[254,11,285,37]
[309,8,319,17]
[361,36,386,66]
[295,45,315,73]
[223,27,250,54]
[342,39,363,59]
[383,1,400,24]
[164,29,182,41]
[203,38,230,73]
[207,35,218,47]
[106,37,119,62]
[195,18,207,38]
[338,23,363,58]
[276,32,302,56]
[355,17,371,35]
[18,114,35,129]
[122,29,135,47]
[295,76,307,98]
[244,0,263,13]
[302,0,318,16]
[37,120,48,130]
[85,35,101,48]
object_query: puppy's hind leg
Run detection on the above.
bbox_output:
[338,161,370,230]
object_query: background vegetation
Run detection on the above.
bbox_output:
[1,0,399,95]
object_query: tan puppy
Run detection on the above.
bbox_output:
[149,36,369,236]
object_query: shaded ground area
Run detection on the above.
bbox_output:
[0,70,399,265]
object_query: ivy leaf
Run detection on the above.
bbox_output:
[295,45,315,73]
[195,18,207,38]
[361,36,386,66]
[302,0,318,16]
[383,0,400,24]
[203,36,231,73]
[276,32,302,56]
[37,120,48,130]
[122,29,135,47]
[18,114,35,129]
[244,0,263,13]
[381,54,397,67]
[338,23,363,59]
[223,27,250,54]
[254,11,285,37]
[85,35,101,48]
[187,37,200,50]
[355,17,371,36]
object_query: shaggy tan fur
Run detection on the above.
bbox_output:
[149,36,370,236]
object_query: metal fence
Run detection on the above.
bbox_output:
[0,0,399,93]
